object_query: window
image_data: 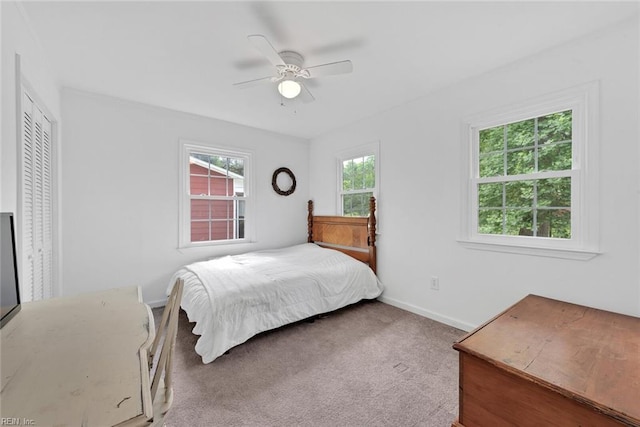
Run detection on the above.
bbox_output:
[337,142,379,217]
[461,83,599,259]
[179,142,252,247]
[477,110,572,238]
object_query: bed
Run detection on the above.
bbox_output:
[169,197,383,363]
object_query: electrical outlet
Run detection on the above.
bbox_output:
[430,276,439,291]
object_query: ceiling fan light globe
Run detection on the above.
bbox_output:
[278,80,301,99]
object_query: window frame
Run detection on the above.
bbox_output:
[179,140,253,248]
[336,141,380,217]
[459,83,600,260]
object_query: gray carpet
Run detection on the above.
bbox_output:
[155,300,465,427]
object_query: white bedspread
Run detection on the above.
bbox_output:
[169,243,383,363]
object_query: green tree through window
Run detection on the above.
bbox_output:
[342,155,375,216]
[477,111,572,238]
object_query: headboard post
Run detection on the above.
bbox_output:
[368,196,377,274]
[307,200,314,243]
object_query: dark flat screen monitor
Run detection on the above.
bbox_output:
[1,212,21,328]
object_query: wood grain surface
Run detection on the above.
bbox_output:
[453,294,640,427]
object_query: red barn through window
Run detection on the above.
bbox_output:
[189,155,245,242]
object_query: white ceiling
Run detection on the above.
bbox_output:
[21,1,639,139]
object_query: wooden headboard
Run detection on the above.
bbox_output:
[307,197,377,274]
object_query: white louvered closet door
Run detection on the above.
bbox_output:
[21,90,53,302]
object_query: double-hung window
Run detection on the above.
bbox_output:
[337,142,379,217]
[179,142,252,247]
[477,110,572,238]
[462,84,599,259]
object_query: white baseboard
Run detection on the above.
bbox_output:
[148,295,476,330]
[377,295,476,332]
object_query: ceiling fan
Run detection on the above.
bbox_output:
[233,35,353,103]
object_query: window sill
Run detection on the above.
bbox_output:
[178,239,255,253]
[457,239,600,261]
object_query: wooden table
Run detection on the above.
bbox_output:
[0,286,155,426]
[452,294,640,427]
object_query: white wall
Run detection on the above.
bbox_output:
[309,17,640,329]
[1,2,62,295]
[61,90,309,304]
[1,1,61,213]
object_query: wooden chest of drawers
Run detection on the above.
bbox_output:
[452,295,640,427]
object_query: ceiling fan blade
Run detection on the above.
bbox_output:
[298,82,315,104]
[247,34,285,68]
[232,75,274,88]
[308,38,365,56]
[250,3,290,45]
[304,60,353,79]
